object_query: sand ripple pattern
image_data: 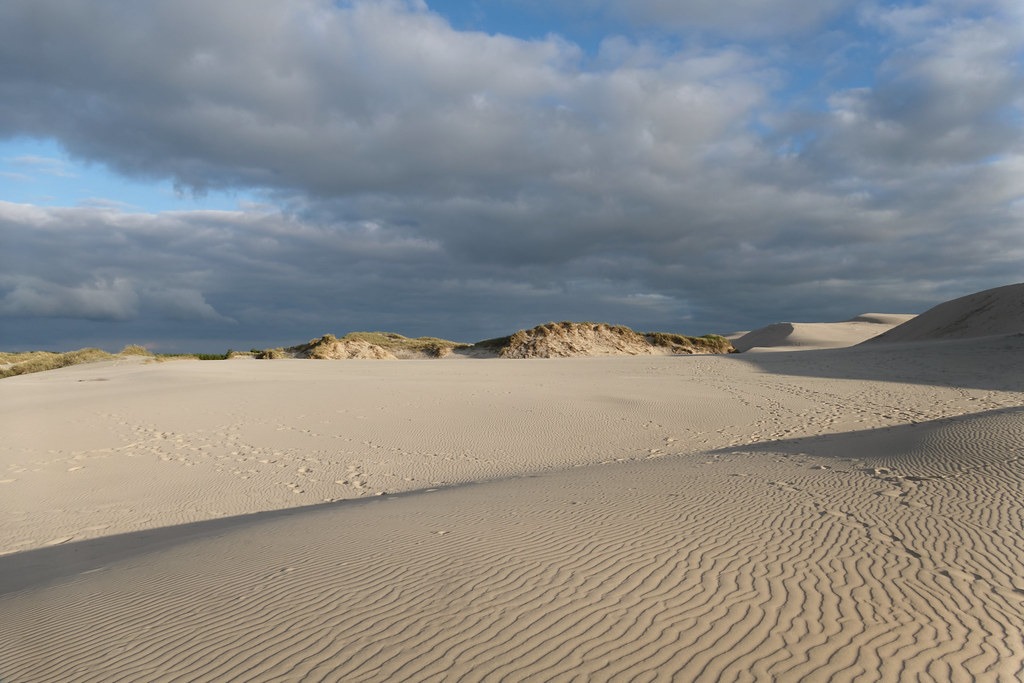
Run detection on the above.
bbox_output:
[3,426,1022,682]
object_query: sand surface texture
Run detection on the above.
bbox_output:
[733,314,916,352]
[867,283,1024,344]
[2,335,1023,680]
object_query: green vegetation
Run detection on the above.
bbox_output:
[194,351,232,361]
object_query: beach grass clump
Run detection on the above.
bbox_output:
[0,348,114,379]
[645,332,735,354]
[692,334,735,353]
[119,344,153,356]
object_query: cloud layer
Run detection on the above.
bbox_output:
[1,0,1022,350]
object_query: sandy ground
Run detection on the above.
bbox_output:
[2,335,1023,681]
[732,314,916,352]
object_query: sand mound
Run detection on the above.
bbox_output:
[733,314,915,352]
[499,322,650,358]
[290,334,396,359]
[865,282,1024,344]
[487,322,733,358]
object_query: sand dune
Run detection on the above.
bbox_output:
[866,282,1024,344]
[732,314,915,352]
[2,326,1023,681]
[490,322,733,357]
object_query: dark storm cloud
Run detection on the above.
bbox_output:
[0,0,1022,349]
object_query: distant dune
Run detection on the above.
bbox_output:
[282,332,468,359]
[732,314,915,352]
[264,323,735,361]
[483,322,733,358]
[864,282,1024,344]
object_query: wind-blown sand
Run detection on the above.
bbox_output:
[2,333,1023,679]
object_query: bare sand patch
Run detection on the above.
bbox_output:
[866,282,1024,344]
[733,314,916,352]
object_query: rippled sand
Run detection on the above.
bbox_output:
[2,335,1022,681]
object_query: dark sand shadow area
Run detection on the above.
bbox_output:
[711,405,1024,473]
[731,333,1024,393]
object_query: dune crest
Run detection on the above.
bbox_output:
[865,282,1024,344]
[733,314,915,352]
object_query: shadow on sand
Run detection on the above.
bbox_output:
[730,333,1024,393]
[0,486,459,597]
[709,405,1024,467]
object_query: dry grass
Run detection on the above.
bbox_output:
[118,344,153,356]
[276,332,469,360]
[481,322,736,358]
[0,348,114,379]
[645,332,735,354]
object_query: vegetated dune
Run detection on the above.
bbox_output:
[278,332,470,359]
[732,314,916,352]
[267,323,735,360]
[864,282,1024,344]
[0,348,114,379]
[478,322,733,358]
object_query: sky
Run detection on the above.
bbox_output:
[1,0,1022,352]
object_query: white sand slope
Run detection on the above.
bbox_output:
[732,313,915,352]
[866,282,1024,344]
[1,334,1023,681]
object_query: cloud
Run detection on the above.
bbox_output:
[0,0,1022,349]
[0,0,767,201]
[0,276,139,320]
[1,193,1021,350]
[810,5,1024,172]
[144,288,235,323]
[6,154,76,177]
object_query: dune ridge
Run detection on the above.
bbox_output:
[865,282,1024,344]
